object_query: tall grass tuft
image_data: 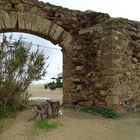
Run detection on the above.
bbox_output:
[0,107,19,120]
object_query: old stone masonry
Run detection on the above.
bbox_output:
[0,0,140,112]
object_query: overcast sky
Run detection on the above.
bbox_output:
[3,0,140,84]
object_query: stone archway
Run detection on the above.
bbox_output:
[0,0,140,111]
[0,0,75,107]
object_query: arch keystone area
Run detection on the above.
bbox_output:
[0,0,140,112]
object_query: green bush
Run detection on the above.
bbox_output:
[48,81,56,90]
[80,106,120,119]
[46,77,63,90]
[0,107,19,120]
[55,82,63,88]
[55,78,63,88]
[49,84,56,90]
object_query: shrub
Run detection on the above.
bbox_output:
[0,35,48,108]
[49,84,56,90]
[47,78,63,89]
[48,82,55,86]
[55,78,63,88]
[0,107,19,120]
[80,106,120,119]
[48,81,56,90]
[55,81,63,88]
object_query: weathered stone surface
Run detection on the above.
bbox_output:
[48,24,63,41]
[9,12,18,29]
[106,96,120,105]
[0,0,139,112]
[31,15,43,32]
[76,85,83,91]
[18,12,25,30]
[0,11,6,29]
[1,10,11,29]
[42,19,52,35]
[76,66,83,71]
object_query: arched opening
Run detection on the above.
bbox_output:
[0,32,64,103]
[0,9,74,105]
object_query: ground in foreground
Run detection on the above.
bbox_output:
[0,109,140,140]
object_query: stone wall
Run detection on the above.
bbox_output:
[68,18,140,112]
[104,18,140,111]
[0,0,140,112]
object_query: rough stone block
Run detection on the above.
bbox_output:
[76,66,83,71]
[0,15,5,29]
[31,15,43,32]
[42,19,52,35]
[76,85,82,91]
[100,90,107,96]
[106,95,120,105]
[72,78,81,83]
[9,12,18,29]
[1,10,11,29]
[49,24,63,41]
[101,68,123,76]
[60,31,73,46]
[18,12,25,30]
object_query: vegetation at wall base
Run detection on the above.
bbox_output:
[80,106,120,119]
[35,120,58,131]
